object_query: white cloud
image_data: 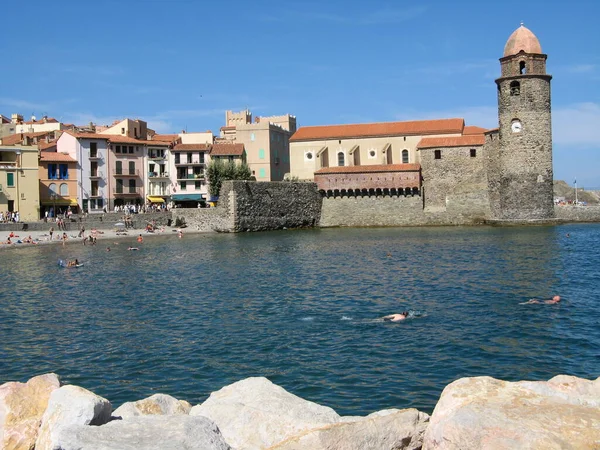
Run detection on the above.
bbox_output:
[553,102,600,148]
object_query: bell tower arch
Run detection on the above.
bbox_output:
[488,24,554,220]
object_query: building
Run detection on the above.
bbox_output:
[39,152,78,217]
[289,24,554,222]
[170,142,211,206]
[220,110,296,181]
[0,133,42,221]
[14,115,69,134]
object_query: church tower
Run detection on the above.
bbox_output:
[488,24,554,220]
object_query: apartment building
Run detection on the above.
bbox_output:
[39,152,78,217]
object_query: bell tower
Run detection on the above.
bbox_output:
[488,24,554,220]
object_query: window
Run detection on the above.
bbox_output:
[434,150,441,160]
[115,145,121,154]
[129,161,135,175]
[259,168,266,178]
[48,164,58,179]
[90,142,98,157]
[470,149,477,158]
[402,150,409,164]
[305,151,313,161]
[128,179,136,193]
[510,81,520,96]
[7,172,14,187]
[337,151,345,166]
[175,153,180,164]
[258,149,265,159]
[128,146,133,154]
[49,182,57,194]
[91,161,98,176]
[121,128,125,134]
[60,183,68,195]
[115,161,122,175]
[519,61,527,74]
[180,181,187,190]
[250,133,255,142]
[195,181,202,189]
[59,164,68,179]
[199,153,205,164]
[91,180,99,196]
[187,153,192,163]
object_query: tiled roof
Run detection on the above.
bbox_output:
[290,118,465,142]
[172,143,211,151]
[150,134,179,142]
[23,117,59,124]
[416,135,485,149]
[66,131,165,146]
[463,125,488,135]
[39,141,58,151]
[315,163,421,174]
[106,135,149,145]
[39,152,76,162]
[65,131,109,140]
[210,143,245,156]
[0,131,53,146]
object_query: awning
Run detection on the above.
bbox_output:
[42,198,79,206]
[146,196,165,203]
[171,193,205,202]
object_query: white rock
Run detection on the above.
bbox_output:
[271,408,430,450]
[55,415,231,450]
[113,393,191,418]
[190,377,341,449]
[35,385,112,450]
[0,373,61,450]
[422,375,600,450]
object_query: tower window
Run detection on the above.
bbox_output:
[470,149,477,158]
[434,150,441,160]
[510,81,520,96]
[337,151,345,166]
[519,61,527,74]
[402,149,409,163]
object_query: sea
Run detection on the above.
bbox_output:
[1,223,599,416]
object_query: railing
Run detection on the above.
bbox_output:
[148,155,166,160]
[148,172,169,178]
[89,192,103,198]
[89,154,102,160]
[113,187,143,195]
[89,172,103,178]
[112,169,140,177]
[177,174,205,180]
[175,161,205,165]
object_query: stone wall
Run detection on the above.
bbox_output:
[554,205,600,222]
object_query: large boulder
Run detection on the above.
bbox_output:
[271,408,430,450]
[0,373,61,450]
[190,377,341,449]
[54,415,231,450]
[113,394,191,418]
[35,385,112,450]
[423,375,600,449]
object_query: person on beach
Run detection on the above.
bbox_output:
[49,226,54,240]
[62,232,68,246]
[382,312,409,322]
[521,295,561,305]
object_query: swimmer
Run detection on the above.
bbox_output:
[106,247,111,252]
[382,311,409,322]
[137,234,143,243]
[128,247,139,251]
[520,295,561,305]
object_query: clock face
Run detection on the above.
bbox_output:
[511,121,522,133]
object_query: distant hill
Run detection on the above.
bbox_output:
[554,180,600,204]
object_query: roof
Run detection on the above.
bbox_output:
[416,135,485,149]
[172,143,211,151]
[150,134,179,143]
[39,141,58,151]
[23,117,59,125]
[463,125,488,135]
[504,25,542,57]
[0,131,53,146]
[290,118,465,142]
[65,131,168,146]
[65,131,109,140]
[210,143,245,156]
[39,152,76,163]
[220,126,236,131]
[315,163,421,175]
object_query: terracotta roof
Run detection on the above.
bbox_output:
[66,131,162,146]
[0,131,53,146]
[39,141,58,151]
[463,125,488,135]
[23,117,59,124]
[39,152,76,162]
[290,118,465,142]
[106,135,149,145]
[417,135,485,149]
[504,25,542,57]
[315,163,421,175]
[150,134,178,142]
[173,143,211,151]
[66,131,110,140]
[210,143,245,156]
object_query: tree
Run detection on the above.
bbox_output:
[207,159,252,197]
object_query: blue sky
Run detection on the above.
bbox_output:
[1,0,598,186]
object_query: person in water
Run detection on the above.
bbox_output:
[521,295,561,305]
[382,311,409,322]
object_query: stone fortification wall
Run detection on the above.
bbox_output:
[555,206,600,222]
[320,195,488,228]
[229,180,322,232]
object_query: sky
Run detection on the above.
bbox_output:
[1,0,598,187]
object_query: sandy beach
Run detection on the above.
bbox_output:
[0,225,196,250]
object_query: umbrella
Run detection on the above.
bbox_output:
[114,222,125,228]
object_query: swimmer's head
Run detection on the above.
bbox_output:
[552,295,561,302]
[402,311,409,316]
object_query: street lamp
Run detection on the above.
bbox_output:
[50,192,57,219]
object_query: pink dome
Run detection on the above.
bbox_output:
[503,25,542,57]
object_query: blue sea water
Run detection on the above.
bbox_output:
[1,224,599,415]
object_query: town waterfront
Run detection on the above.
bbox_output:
[1,224,599,415]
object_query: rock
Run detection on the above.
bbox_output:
[422,375,600,450]
[113,394,191,418]
[0,373,61,450]
[54,415,231,450]
[190,377,341,449]
[271,408,430,450]
[35,385,112,450]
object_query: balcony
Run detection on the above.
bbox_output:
[89,192,103,198]
[175,160,205,166]
[148,172,169,179]
[113,169,140,177]
[89,171,103,179]
[177,174,205,180]
[89,154,102,160]
[0,160,17,169]
[113,187,143,196]
[148,154,166,160]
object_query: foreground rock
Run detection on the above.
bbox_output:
[113,393,192,418]
[423,375,600,449]
[0,373,61,450]
[271,408,429,450]
[35,385,112,450]
[190,377,341,449]
[55,415,231,450]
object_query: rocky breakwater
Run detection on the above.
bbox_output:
[0,374,598,450]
